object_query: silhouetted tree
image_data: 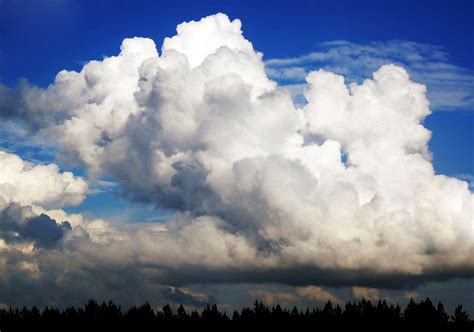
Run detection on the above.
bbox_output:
[437,302,449,327]
[161,303,173,321]
[176,304,188,321]
[453,305,469,322]
[190,309,200,321]
[84,299,100,320]
[0,297,472,330]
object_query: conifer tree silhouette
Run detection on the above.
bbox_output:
[0,297,471,331]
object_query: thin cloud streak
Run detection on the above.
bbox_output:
[266,40,474,111]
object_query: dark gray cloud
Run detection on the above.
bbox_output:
[22,214,71,247]
[142,264,474,290]
[0,207,70,247]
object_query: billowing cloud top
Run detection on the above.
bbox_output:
[0,151,87,208]
[0,13,472,307]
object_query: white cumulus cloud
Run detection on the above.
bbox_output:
[0,151,87,209]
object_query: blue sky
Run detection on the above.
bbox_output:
[1,0,473,86]
[0,0,473,312]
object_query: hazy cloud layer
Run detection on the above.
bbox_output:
[0,13,472,307]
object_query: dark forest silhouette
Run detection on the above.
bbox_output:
[0,297,472,331]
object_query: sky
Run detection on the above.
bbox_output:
[0,0,472,314]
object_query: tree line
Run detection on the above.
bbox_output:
[0,297,471,331]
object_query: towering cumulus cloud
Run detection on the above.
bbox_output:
[0,13,472,305]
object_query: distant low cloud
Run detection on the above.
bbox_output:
[296,286,342,304]
[404,291,419,301]
[351,287,381,301]
[248,289,297,307]
[249,285,342,307]
[266,40,474,110]
[162,287,216,308]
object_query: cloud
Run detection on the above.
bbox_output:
[351,287,381,301]
[296,286,342,304]
[0,120,59,165]
[0,150,85,250]
[249,285,341,307]
[0,13,472,307]
[266,40,474,110]
[162,287,215,308]
[248,290,296,306]
[87,179,119,196]
[22,214,71,247]
[455,174,474,191]
[0,150,87,208]
[404,291,419,301]
[162,13,256,69]
[265,66,308,81]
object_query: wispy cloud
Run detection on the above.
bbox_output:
[0,120,59,164]
[87,179,119,196]
[265,40,474,111]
